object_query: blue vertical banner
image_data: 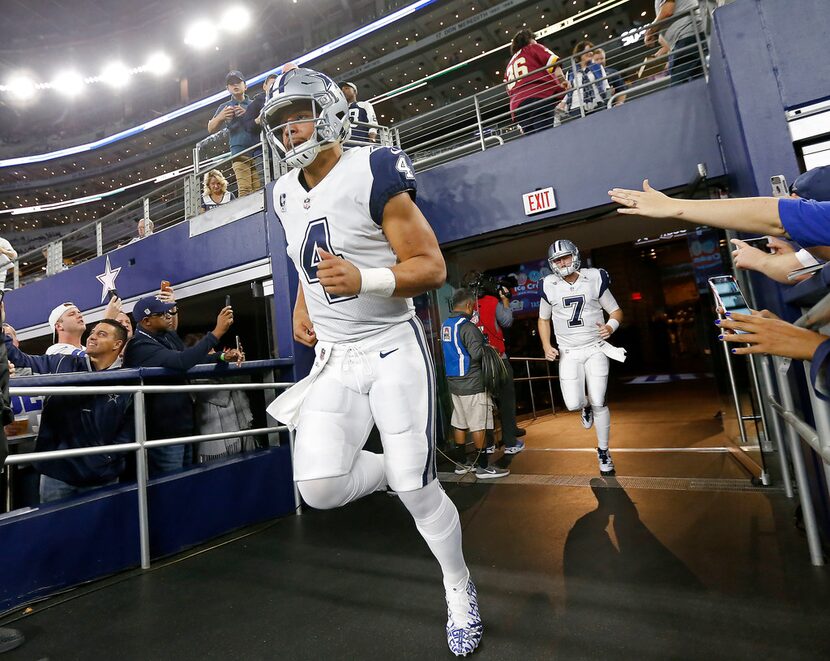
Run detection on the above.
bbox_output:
[687,229,724,293]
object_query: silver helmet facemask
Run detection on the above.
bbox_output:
[261,68,351,169]
[547,240,581,278]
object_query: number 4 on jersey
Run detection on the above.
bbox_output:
[395,154,415,179]
[300,218,355,304]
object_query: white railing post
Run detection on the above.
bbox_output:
[133,389,151,569]
[473,94,486,152]
[95,221,103,257]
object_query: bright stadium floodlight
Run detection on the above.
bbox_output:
[146,52,172,75]
[100,62,130,88]
[184,20,218,48]
[6,75,36,101]
[51,71,85,97]
[221,6,251,32]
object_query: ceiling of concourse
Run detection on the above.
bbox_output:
[0,0,655,233]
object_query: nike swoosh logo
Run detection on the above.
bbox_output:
[379,348,399,359]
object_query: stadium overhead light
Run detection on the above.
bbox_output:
[184,20,218,48]
[145,52,172,75]
[6,75,36,101]
[221,6,251,32]
[51,71,85,97]
[100,62,131,88]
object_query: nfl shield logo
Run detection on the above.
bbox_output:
[279,193,286,211]
[303,197,311,210]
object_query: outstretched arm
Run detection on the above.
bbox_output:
[609,180,786,236]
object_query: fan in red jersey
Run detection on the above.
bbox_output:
[504,28,569,135]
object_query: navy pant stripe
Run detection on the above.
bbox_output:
[409,317,436,485]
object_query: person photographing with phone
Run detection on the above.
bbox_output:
[123,285,244,475]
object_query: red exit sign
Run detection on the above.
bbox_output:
[522,187,557,215]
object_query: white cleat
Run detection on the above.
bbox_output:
[597,448,615,476]
[581,406,594,429]
[446,575,483,657]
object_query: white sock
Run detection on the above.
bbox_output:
[593,405,610,450]
[397,480,468,590]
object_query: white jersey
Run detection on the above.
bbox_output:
[46,342,87,358]
[539,268,620,349]
[272,146,417,343]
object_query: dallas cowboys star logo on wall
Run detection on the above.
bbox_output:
[96,255,122,303]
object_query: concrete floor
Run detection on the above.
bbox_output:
[3,379,828,660]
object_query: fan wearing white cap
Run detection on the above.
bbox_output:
[46,303,87,358]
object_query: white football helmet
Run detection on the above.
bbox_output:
[547,240,581,278]
[261,67,351,168]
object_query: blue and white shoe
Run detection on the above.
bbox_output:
[581,406,594,429]
[446,575,483,657]
[503,440,525,455]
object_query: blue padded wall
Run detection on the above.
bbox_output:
[0,447,295,613]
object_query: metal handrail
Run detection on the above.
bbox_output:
[3,379,296,570]
[509,356,557,420]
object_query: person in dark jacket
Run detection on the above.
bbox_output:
[441,289,509,479]
[123,294,240,476]
[3,319,132,503]
[0,311,25,653]
[241,73,278,136]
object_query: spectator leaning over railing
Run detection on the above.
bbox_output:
[1,311,132,504]
[341,82,378,143]
[207,70,262,197]
[0,314,25,653]
[200,169,236,213]
[729,167,830,284]
[504,28,568,135]
[123,291,242,476]
[645,0,716,86]
[593,48,627,106]
[0,235,18,290]
[565,41,609,117]
[608,174,830,394]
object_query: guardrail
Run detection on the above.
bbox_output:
[510,356,558,419]
[3,366,296,570]
[393,8,710,171]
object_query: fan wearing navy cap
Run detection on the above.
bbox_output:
[123,293,242,476]
[208,70,261,197]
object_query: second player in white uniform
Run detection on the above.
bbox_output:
[537,240,625,475]
[261,68,482,657]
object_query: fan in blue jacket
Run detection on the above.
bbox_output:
[123,293,240,476]
[3,318,132,503]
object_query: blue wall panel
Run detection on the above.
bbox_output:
[754,0,830,111]
[417,79,725,244]
[0,447,295,613]
[5,211,269,330]
[706,1,801,197]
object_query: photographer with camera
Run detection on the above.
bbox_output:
[464,272,525,454]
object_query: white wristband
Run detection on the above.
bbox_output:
[606,318,620,333]
[795,248,820,268]
[359,267,396,297]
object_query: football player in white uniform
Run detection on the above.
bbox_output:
[261,68,482,657]
[537,240,625,475]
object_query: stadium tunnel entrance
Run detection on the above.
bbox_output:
[427,204,767,480]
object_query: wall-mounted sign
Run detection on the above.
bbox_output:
[522,187,557,216]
